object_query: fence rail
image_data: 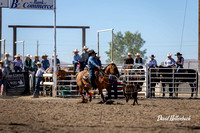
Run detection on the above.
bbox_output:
[41,64,199,98]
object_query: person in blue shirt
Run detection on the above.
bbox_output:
[33,55,40,72]
[87,50,101,90]
[4,53,11,72]
[41,54,50,70]
[147,54,157,68]
[73,49,82,74]
[164,54,175,67]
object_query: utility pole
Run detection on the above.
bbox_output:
[0,8,2,60]
[37,40,39,56]
[198,0,200,97]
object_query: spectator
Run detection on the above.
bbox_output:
[4,53,11,72]
[12,55,23,72]
[164,54,175,67]
[41,54,50,70]
[33,55,40,72]
[81,46,89,71]
[0,60,8,96]
[73,49,81,73]
[147,54,157,68]
[124,53,134,65]
[33,62,45,98]
[24,54,33,72]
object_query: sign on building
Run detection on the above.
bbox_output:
[0,0,9,8]
[10,0,53,10]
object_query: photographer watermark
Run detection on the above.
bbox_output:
[157,115,191,122]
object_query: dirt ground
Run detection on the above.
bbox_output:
[0,96,200,133]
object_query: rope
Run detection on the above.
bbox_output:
[180,0,188,52]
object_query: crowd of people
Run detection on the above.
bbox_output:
[0,47,185,98]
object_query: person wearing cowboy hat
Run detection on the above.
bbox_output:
[73,49,82,73]
[0,60,8,96]
[41,54,50,70]
[164,53,175,67]
[33,55,40,72]
[24,54,33,72]
[124,53,134,65]
[12,54,23,72]
[147,54,157,68]
[175,52,184,69]
[4,53,11,72]
[134,53,144,64]
[33,62,45,98]
[52,54,60,67]
[87,50,101,90]
[81,46,89,71]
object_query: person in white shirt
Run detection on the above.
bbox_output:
[33,62,45,98]
[164,54,175,67]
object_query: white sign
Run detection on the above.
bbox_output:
[0,0,9,8]
[10,0,53,10]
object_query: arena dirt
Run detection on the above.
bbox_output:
[0,96,200,133]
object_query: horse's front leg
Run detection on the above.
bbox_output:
[162,83,165,97]
[175,83,179,97]
[85,89,92,102]
[190,84,194,98]
[79,86,85,103]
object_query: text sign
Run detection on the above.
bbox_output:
[0,0,9,8]
[10,0,53,10]
[7,72,29,95]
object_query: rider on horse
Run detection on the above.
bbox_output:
[87,50,101,90]
[164,53,175,68]
[175,52,184,73]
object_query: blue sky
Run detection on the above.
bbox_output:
[2,0,198,64]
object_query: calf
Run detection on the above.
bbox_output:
[123,84,141,105]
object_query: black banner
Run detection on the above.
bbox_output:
[6,72,29,95]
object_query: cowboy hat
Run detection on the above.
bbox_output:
[36,62,42,65]
[167,53,172,57]
[26,54,32,58]
[73,49,79,53]
[52,54,58,57]
[88,50,96,56]
[128,53,132,56]
[82,46,89,50]
[175,52,182,56]
[150,54,155,58]
[42,54,48,57]
[34,55,40,58]
[4,53,10,56]
[14,54,22,58]
[136,53,141,56]
[0,60,4,64]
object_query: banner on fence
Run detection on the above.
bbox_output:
[6,72,29,95]
[10,0,53,10]
[0,0,9,8]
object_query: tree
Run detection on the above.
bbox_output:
[105,31,147,64]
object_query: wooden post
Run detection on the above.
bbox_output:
[198,0,200,97]
[0,8,2,60]
[13,27,17,60]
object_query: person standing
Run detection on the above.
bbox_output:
[109,73,118,99]
[147,54,157,68]
[164,54,175,67]
[33,62,45,98]
[4,53,11,72]
[24,54,33,72]
[81,46,89,71]
[12,55,23,72]
[73,49,81,73]
[0,60,8,96]
[88,50,101,90]
[33,56,40,72]
[41,54,50,70]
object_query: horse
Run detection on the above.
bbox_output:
[149,66,198,98]
[174,68,198,98]
[76,63,120,103]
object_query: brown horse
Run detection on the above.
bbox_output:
[76,63,120,103]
